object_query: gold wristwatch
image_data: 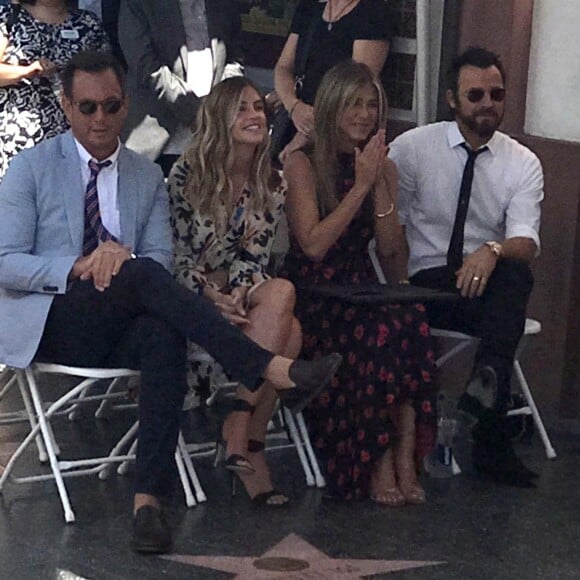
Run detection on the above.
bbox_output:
[485,241,503,258]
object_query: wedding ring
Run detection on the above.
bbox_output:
[472,276,480,281]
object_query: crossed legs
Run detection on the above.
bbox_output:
[222,278,302,499]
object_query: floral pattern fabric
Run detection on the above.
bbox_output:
[0,6,111,178]
[168,158,286,406]
[282,154,438,500]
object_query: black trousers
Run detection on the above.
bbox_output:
[410,259,533,414]
[35,258,273,497]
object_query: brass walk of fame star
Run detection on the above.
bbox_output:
[163,533,445,579]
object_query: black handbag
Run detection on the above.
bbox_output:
[270,12,319,161]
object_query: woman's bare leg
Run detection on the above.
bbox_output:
[370,447,405,507]
[234,279,302,499]
[394,402,426,504]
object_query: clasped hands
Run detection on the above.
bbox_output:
[456,245,498,298]
[203,285,251,327]
[70,241,132,292]
[355,130,396,200]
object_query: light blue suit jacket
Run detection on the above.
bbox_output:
[0,131,173,368]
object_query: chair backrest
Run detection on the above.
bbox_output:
[368,238,387,284]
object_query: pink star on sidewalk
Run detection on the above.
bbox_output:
[163,533,445,579]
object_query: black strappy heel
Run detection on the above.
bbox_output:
[229,439,289,507]
[214,399,256,474]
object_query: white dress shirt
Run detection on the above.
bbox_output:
[75,139,121,240]
[389,121,544,277]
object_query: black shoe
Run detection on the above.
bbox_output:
[131,505,172,554]
[457,392,485,425]
[281,353,343,412]
[473,448,536,488]
[472,411,537,488]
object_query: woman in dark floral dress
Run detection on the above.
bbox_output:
[0,0,110,178]
[283,61,437,504]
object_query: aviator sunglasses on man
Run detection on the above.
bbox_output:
[73,98,124,115]
[463,87,506,103]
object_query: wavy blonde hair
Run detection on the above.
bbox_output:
[312,60,388,215]
[182,77,272,235]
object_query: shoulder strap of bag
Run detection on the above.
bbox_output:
[293,2,323,79]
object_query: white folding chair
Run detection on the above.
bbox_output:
[367,238,556,459]
[0,366,23,425]
[0,363,205,523]
[184,348,326,489]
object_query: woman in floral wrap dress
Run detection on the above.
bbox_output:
[168,77,301,506]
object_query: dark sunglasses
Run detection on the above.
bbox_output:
[74,98,123,116]
[464,87,506,103]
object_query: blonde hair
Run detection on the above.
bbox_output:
[182,77,272,235]
[312,60,388,214]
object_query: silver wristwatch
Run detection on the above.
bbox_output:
[484,241,502,258]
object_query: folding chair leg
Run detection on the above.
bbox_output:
[282,407,315,487]
[117,439,138,475]
[0,421,43,491]
[25,368,75,523]
[177,433,206,503]
[99,421,139,480]
[94,377,126,419]
[0,369,17,400]
[175,445,196,507]
[295,411,325,488]
[513,360,557,459]
[15,370,50,462]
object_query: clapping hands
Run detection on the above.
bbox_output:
[354,129,388,194]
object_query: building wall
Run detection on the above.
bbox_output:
[525,1,580,142]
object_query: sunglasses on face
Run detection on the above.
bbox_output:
[74,98,123,115]
[464,87,506,103]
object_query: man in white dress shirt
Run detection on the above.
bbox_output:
[389,47,544,487]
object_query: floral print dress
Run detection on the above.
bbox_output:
[0,6,110,179]
[168,158,287,407]
[282,154,438,500]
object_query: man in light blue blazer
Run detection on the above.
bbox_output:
[0,50,342,553]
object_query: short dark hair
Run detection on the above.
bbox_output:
[448,46,506,95]
[61,51,126,100]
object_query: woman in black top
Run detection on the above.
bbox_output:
[274,0,394,162]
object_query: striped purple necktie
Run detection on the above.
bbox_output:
[83,159,118,255]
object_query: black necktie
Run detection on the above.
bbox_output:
[446,144,488,271]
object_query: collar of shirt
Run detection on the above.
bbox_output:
[74,138,121,184]
[446,121,500,156]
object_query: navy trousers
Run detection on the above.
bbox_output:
[410,259,533,414]
[36,258,273,496]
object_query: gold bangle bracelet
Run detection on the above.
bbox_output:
[375,203,395,219]
[288,99,300,116]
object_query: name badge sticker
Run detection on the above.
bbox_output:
[61,29,80,40]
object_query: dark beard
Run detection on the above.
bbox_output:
[457,108,502,140]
